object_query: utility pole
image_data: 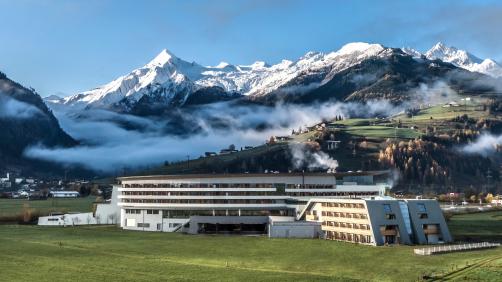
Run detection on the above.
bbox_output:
[186,155,190,169]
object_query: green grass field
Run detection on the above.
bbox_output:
[448,210,502,242]
[0,197,96,218]
[0,211,501,281]
[325,104,487,142]
[0,225,500,282]
[342,125,420,139]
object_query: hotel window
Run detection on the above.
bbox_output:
[137,223,150,228]
[417,203,427,213]
[383,204,392,213]
[419,213,428,219]
[125,209,140,214]
[385,214,396,220]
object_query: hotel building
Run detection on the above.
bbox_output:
[105,172,389,234]
[301,198,452,245]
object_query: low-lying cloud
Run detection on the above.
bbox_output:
[461,133,502,157]
[25,99,402,172]
[0,93,44,119]
[409,80,460,106]
[25,78,476,173]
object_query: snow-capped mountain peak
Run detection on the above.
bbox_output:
[56,42,390,110]
[425,42,482,66]
[336,42,383,56]
[52,41,500,112]
[147,49,177,67]
[422,42,502,77]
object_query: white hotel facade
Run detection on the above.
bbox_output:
[102,172,389,234]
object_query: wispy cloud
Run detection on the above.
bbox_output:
[26,99,402,172]
[0,93,44,119]
[461,133,502,157]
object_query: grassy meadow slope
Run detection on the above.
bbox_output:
[142,99,502,193]
[0,211,501,281]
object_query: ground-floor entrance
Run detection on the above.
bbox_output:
[198,223,267,234]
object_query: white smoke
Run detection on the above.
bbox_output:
[290,143,339,172]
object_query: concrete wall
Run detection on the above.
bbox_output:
[363,200,413,245]
[121,209,161,232]
[120,209,190,232]
[405,200,453,244]
[268,221,321,238]
[38,212,96,226]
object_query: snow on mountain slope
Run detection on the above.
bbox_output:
[54,41,499,112]
[424,42,502,77]
[401,47,422,58]
[61,49,198,109]
[56,42,386,110]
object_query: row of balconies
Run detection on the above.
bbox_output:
[121,191,276,196]
[323,226,373,236]
[322,221,371,231]
[321,202,365,209]
[321,211,368,219]
[120,199,280,205]
[119,195,289,200]
[321,216,369,224]
[123,183,276,188]
[286,185,336,189]
[325,230,373,244]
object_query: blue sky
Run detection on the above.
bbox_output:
[0,0,501,97]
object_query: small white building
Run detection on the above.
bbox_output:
[38,212,96,226]
[0,173,10,182]
[49,191,80,198]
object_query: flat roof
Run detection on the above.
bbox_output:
[117,171,390,181]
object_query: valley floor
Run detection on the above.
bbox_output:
[1,211,502,281]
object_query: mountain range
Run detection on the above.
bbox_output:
[2,41,502,177]
[0,71,76,175]
[46,42,502,115]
